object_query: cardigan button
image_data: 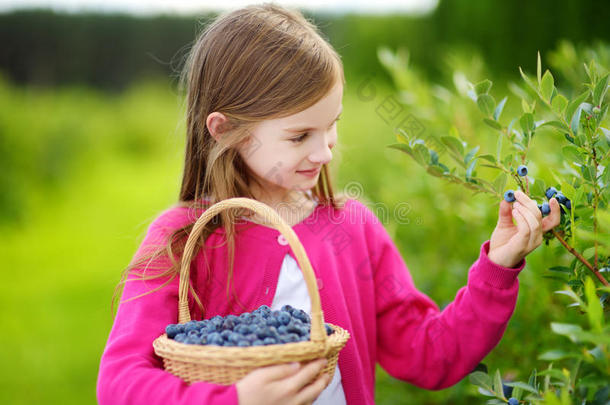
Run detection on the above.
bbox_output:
[277,234,288,246]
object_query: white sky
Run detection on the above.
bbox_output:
[0,0,438,15]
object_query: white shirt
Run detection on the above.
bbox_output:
[270,252,347,405]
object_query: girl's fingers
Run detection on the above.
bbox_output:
[293,373,329,405]
[284,359,327,394]
[511,205,531,250]
[514,190,542,221]
[542,198,562,233]
[260,362,301,382]
[514,202,541,249]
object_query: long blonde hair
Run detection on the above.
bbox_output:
[111,3,348,319]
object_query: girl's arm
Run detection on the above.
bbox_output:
[96,212,239,405]
[372,219,525,390]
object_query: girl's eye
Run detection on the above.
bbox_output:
[290,133,308,143]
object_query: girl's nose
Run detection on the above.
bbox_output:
[309,135,335,165]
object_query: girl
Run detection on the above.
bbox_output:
[96,3,562,405]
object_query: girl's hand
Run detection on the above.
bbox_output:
[488,190,561,268]
[236,358,330,405]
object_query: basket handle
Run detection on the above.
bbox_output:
[177,197,328,345]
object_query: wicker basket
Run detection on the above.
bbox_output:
[153,197,350,386]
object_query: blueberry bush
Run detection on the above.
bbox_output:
[382,46,609,404]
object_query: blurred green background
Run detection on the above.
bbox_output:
[0,0,608,403]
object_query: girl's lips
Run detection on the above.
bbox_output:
[297,168,320,177]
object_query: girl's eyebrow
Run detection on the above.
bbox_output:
[284,107,343,133]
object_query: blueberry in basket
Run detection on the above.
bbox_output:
[165,304,335,347]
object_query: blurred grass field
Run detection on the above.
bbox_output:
[0,68,582,404]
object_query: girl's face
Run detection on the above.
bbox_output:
[237,81,343,204]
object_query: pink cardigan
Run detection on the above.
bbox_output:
[96,198,526,404]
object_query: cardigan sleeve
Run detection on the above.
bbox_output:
[96,209,239,405]
[368,209,526,390]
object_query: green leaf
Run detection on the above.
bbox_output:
[519,66,537,93]
[441,135,464,156]
[531,177,545,196]
[537,51,542,85]
[429,149,439,165]
[593,73,609,106]
[478,154,496,163]
[474,79,492,96]
[387,143,414,158]
[520,113,535,134]
[413,143,429,166]
[562,145,584,164]
[570,106,582,135]
[584,277,604,332]
[581,164,595,181]
[469,371,493,391]
[505,381,539,395]
[492,370,504,399]
[483,118,503,130]
[494,96,508,121]
[540,120,569,132]
[395,130,410,144]
[540,70,555,101]
[538,350,579,361]
[548,266,571,274]
[551,94,568,115]
[466,158,478,179]
[493,173,507,194]
[565,91,589,123]
[426,165,444,177]
[477,94,496,116]
[464,145,480,164]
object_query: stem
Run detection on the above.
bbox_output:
[592,147,600,270]
[550,229,609,286]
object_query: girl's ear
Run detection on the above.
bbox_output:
[206,112,231,142]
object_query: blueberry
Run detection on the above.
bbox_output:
[555,193,568,204]
[187,329,200,338]
[237,340,251,347]
[508,398,519,405]
[271,310,282,318]
[504,190,516,203]
[165,324,180,338]
[502,383,513,399]
[277,325,288,335]
[244,333,258,343]
[263,337,278,345]
[252,339,265,346]
[324,323,334,335]
[545,187,558,199]
[235,324,252,335]
[287,324,303,335]
[184,321,199,333]
[225,315,240,324]
[540,202,550,216]
[281,304,294,313]
[258,305,271,314]
[285,333,300,342]
[222,319,236,330]
[220,330,232,340]
[299,333,310,342]
[517,165,528,176]
[210,315,223,324]
[174,333,187,343]
[278,312,291,326]
[293,309,311,324]
[265,317,280,328]
[207,332,223,346]
[565,200,571,210]
[185,335,201,344]
[228,332,242,344]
